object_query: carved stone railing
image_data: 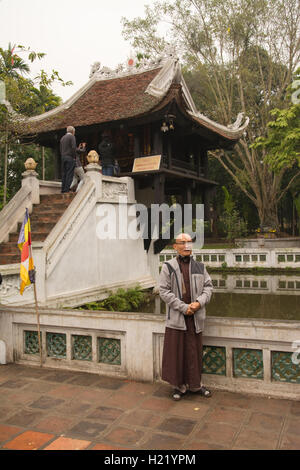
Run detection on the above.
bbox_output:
[0,185,33,244]
[0,161,60,245]
[0,304,299,399]
[0,163,154,308]
[44,177,96,280]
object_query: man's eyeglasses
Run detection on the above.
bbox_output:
[175,241,193,246]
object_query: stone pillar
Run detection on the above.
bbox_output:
[21,158,40,205]
[134,134,140,158]
[154,174,165,205]
[54,142,61,180]
[200,149,208,177]
[119,176,135,203]
[147,239,160,286]
[85,151,102,198]
[203,186,216,221]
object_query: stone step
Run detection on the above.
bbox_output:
[30,212,64,223]
[0,253,20,265]
[32,203,69,213]
[2,192,75,255]
[40,193,75,204]
[30,201,69,211]
[0,242,20,255]
[13,220,56,234]
[9,230,49,243]
[30,221,56,232]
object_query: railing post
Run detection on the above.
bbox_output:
[85,152,102,199]
[263,348,271,383]
[21,158,40,205]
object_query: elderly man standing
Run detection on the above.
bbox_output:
[159,233,213,401]
[60,126,81,193]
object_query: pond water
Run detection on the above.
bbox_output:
[139,273,300,321]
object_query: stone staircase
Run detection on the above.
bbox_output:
[0,193,75,265]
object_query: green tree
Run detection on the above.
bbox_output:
[0,43,32,78]
[253,104,300,172]
[252,68,300,172]
[220,186,248,240]
[0,43,70,205]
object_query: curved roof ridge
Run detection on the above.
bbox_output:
[188,110,250,138]
[15,53,249,141]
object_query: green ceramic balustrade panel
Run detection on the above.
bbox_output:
[233,348,264,379]
[72,335,92,361]
[46,332,67,359]
[203,346,226,376]
[271,351,300,384]
[98,338,121,365]
[24,331,41,355]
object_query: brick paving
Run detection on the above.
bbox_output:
[0,363,299,450]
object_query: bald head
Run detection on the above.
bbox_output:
[173,233,193,256]
[175,233,192,243]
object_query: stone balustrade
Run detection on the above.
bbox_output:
[0,304,299,400]
[160,248,300,269]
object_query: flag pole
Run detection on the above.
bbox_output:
[29,245,43,368]
[18,207,43,367]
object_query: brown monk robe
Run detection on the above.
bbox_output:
[161,256,203,392]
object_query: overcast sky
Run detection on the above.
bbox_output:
[0,0,154,101]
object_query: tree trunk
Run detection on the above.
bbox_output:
[257,198,279,231]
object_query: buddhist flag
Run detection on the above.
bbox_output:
[18,208,35,295]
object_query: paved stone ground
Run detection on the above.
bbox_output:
[0,363,299,450]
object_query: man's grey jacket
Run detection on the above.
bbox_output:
[159,257,213,333]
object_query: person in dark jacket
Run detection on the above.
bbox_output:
[60,126,86,193]
[60,126,77,193]
[98,131,115,176]
[159,233,213,401]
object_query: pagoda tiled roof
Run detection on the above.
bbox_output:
[18,57,249,142]
[25,67,162,134]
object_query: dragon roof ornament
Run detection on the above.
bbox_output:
[89,45,178,81]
